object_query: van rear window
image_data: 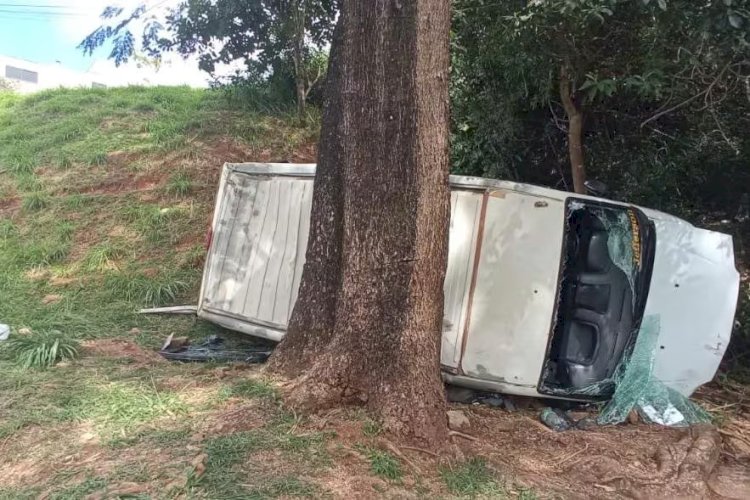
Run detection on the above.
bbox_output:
[539,199,655,399]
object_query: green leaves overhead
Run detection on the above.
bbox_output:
[451,0,750,215]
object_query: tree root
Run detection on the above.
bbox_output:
[449,430,479,442]
[401,445,440,458]
[379,438,422,474]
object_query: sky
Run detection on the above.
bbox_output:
[0,0,218,86]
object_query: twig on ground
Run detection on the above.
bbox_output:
[557,444,589,470]
[401,445,439,458]
[449,430,479,442]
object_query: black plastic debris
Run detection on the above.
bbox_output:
[540,407,574,432]
[159,334,272,364]
[479,395,505,408]
[540,407,601,432]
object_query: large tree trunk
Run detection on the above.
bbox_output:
[268,0,452,445]
[560,66,587,194]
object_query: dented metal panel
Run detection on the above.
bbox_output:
[459,191,565,391]
[641,216,739,396]
[198,164,315,340]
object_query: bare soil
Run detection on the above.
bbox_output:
[2,339,749,499]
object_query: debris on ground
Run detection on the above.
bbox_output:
[0,324,9,341]
[540,407,573,432]
[445,385,475,404]
[447,410,471,430]
[161,333,190,351]
[158,334,272,364]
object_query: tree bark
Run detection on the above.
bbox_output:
[268,0,452,446]
[560,66,587,194]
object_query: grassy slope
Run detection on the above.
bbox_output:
[0,87,521,499]
[0,86,316,339]
[0,87,329,498]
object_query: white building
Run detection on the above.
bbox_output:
[0,54,107,93]
[0,54,236,93]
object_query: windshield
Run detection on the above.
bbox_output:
[539,199,656,399]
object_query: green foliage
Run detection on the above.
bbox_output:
[84,243,124,271]
[88,151,107,166]
[440,458,503,497]
[70,382,187,432]
[452,0,750,218]
[5,330,80,369]
[79,1,336,115]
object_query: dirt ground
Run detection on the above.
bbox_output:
[2,338,749,499]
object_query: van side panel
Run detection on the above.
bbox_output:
[200,172,314,331]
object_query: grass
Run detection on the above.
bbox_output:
[71,381,188,433]
[360,447,403,481]
[363,418,383,437]
[22,191,49,211]
[104,271,192,307]
[440,458,505,497]
[224,378,280,401]
[4,87,503,498]
[166,171,193,197]
[4,330,80,369]
[83,242,124,271]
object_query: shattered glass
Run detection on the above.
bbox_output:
[597,315,712,427]
[591,208,637,298]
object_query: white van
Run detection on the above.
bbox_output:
[196,163,739,400]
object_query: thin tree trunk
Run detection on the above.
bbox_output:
[292,1,307,122]
[268,0,452,446]
[560,66,586,194]
[296,78,306,122]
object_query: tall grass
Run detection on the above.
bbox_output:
[5,330,80,369]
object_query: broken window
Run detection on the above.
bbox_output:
[539,199,656,398]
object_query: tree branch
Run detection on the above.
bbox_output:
[640,62,732,128]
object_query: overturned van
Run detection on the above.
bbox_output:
[197,163,739,400]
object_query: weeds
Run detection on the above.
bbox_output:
[363,418,382,437]
[15,173,41,192]
[88,151,107,166]
[105,271,190,306]
[440,458,504,497]
[84,243,124,271]
[166,171,193,196]
[226,378,279,401]
[63,193,93,208]
[75,382,187,432]
[5,330,80,369]
[22,192,49,211]
[361,447,403,481]
[57,154,73,169]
